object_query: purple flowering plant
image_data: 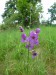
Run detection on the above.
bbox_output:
[19,26,40,58]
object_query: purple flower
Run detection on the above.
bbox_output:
[25,31,39,50]
[35,28,40,34]
[30,31,37,39]
[34,39,39,45]
[32,50,37,58]
[21,33,26,42]
[26,44,34,50]
[29,31,39,46]
[19,26,24,32]
[26,37,34,50]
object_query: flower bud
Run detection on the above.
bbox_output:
[36,28,40,34]
[19,26,24,32]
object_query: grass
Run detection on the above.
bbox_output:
[0,26,56,75]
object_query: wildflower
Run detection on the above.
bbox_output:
[32,50,37,58]
[21,33,26,42]
[25,31,39,50]
[30,31,37,39]
[35,28,40,34]
[29,31,39,46]
[26,44,34,50]
[19,27,40,58]
[19,26,24,32]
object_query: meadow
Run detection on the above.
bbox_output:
[0,26,56,75]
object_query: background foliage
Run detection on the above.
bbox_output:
[48,2,56,24]
[2,0,42,28]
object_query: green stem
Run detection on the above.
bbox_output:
[27,47,29,75]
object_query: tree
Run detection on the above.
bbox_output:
[2,0,18,26]
[2,0,42,27]
[48,2,56,24]
[2,0,17,18]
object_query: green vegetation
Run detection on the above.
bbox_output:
[2,0,42,27]
[48,2,56,24]
[0,26,56,75]
[0,1,56,74]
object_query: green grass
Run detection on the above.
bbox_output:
[0,26,56,75]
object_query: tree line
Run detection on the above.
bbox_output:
[2,0,42,28]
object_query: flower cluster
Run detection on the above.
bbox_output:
[19,26,40,58]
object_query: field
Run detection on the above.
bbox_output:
[0,26,56,75]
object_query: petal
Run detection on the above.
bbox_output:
[26,44,34,50]
[36,28,40,34]
[22,34,26,39]
[21,38,26,42]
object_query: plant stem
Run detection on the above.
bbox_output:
[27,47,29,75]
